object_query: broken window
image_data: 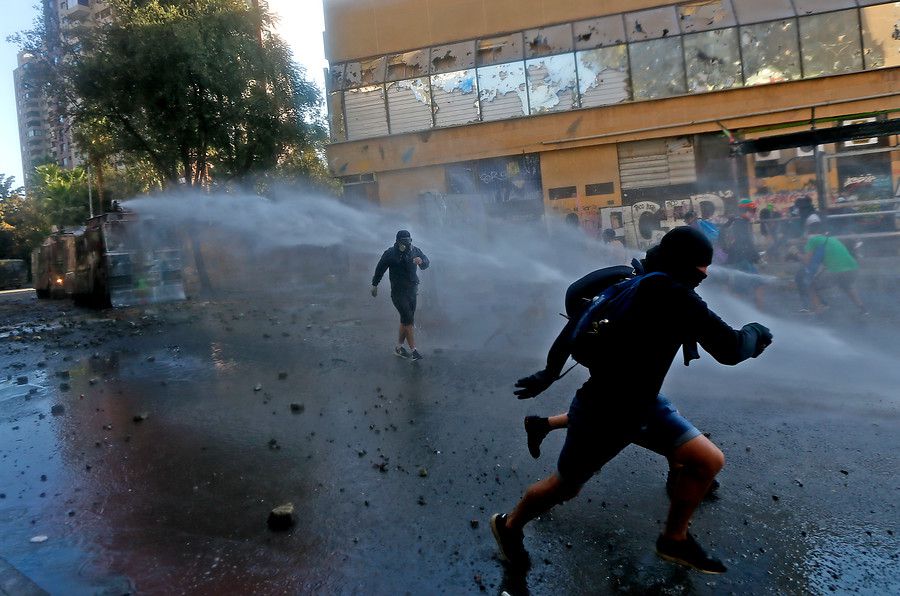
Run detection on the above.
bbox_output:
[576,46,630,108]
[344,85,389,140]
[526,54,578,113]
[574,15,626,50]
[740,19,802,85]
[731,0,795,25]
[386,49,428,82]
[328,64,345,91]
[431,70,479,127]
[861,4,900,69]
[625,6,680,42]
[677,1,736,34]
[430,41,476,74]
[343,57,386,88]
[792,0,856,16]
[386,78,433,134]
[524,23,573,58]
[630,37,686,100]
[326,92,346,141]
[799,10,862,78]
[684,28,743,92]
[477,33,524,66]
[477,62,528,121]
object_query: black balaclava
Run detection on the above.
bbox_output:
[395,230,412,253]
[642,226,713,289]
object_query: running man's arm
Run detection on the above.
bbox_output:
[415,248,430,270]
[371,251,390,287]
[692,296,772,365]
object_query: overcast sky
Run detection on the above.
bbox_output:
[0,0,328,189]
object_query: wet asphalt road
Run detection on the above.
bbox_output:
[0,286,897,595]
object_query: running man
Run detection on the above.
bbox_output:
[491,227,772,573]
[371,230,430,360]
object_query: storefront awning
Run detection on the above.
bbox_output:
[732,119,900,155]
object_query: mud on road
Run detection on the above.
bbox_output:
[0,287,897,595]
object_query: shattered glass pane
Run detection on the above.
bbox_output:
[344,85,389,140]
[477,62,528,121]
[684,28,743,92]
[430,41,476,74]
[386,49,428,82]
[861,4,900,69]
[343,57,386,88]
[740,20,802,85]
[431,70,479,127]
[576,46,630,107]
[477,33,524,66]
[526,54,577,113]
[732,0,795,25]
[574,15,627,50]
[525,23,573,58]
[799,10,863,78]
[630,37,686,100]
[793,0,856,16]
[625,6,680,42]
[678,1,736,34]
[328,64,345,91]
[386,78,432,133]
[327,91,345,141]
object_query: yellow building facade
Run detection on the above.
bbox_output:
[323,0,900,246]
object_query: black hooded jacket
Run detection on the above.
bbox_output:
[544,269,764,412]
[372,244,430,293]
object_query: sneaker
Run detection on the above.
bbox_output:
[656,533,727,574]
[410,349,423,361]
[666,470,719,501]
[524,416,551,459]
[394,346,410,358]
[490,513,529,568]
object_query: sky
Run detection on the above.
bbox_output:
[0,0,328,189]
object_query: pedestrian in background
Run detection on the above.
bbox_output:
[371,230,430,360]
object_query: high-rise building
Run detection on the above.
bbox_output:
[323,1,900,246]
[13,0,112,186]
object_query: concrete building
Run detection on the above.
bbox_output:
[323,0,900,247]
[13,0,112,186]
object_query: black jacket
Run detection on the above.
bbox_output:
[545,271,765,409]
[372,245,430,292]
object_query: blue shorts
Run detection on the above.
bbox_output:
[557,393,701,487]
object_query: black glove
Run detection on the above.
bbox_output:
[514,369,556,400]
[744,322,773,357]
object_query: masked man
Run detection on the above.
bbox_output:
[371,230,430,360]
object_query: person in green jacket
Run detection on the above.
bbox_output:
[801,219,867,315]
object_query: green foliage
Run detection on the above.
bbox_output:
[0,176,49,260]
[31,164,92,228]
[66,0,328,186]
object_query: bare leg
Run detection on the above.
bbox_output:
[844,286,866,313]
[405,324,416,350]
[397,324,407,347]
[506,473,580,531]
[548,413,568,429]
[663,435,724,540]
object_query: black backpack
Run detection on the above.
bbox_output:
[568,271,667,370]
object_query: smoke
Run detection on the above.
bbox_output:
[126,188,899,400]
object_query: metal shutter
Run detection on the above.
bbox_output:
[431,70,480,127]
[618,137,696,190]
[345,86,389,140]
[386,79,433,134]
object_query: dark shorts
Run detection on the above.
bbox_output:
[557,393,701,487]
[391,291,417,325]
[817,269,858,292]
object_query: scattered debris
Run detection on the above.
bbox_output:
[253,383,263,392]
[290,403,304,413]
[50,404,65,416]
[470,519,479,529]
[278,372,288,380]
[133,412,149,423]
[29,535,48,543]
[267,503,295,531]
[418,468,428,478]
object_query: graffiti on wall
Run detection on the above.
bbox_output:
[595,192,732,249]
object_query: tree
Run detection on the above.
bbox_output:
[0,176,49,260]
[30,164,91,228]
[66,0,326,187]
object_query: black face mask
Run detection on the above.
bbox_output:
[396,240,411,253]
[682,268,707,289]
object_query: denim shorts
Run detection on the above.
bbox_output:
[557,393,701,487]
